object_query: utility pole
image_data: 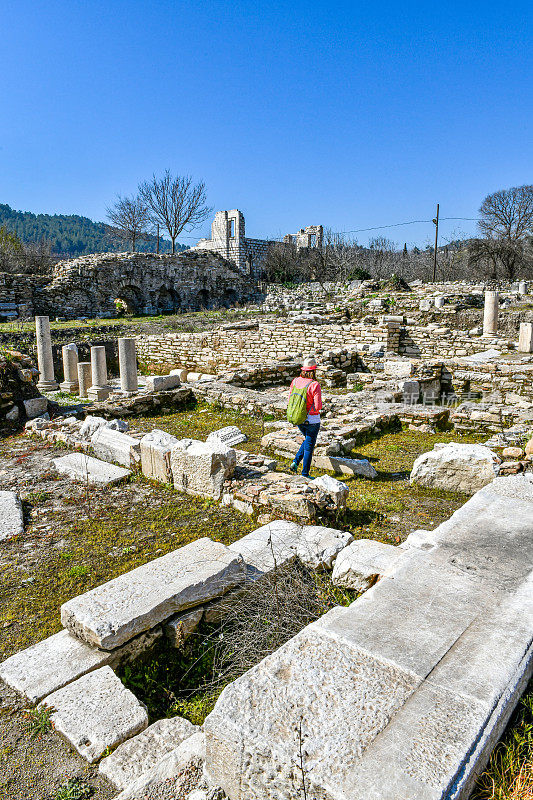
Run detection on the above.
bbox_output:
[156,223,159,254]
[432,204,439,282]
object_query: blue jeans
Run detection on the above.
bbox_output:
[293,422,320,477]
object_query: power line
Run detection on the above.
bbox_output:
[178,215,479,242]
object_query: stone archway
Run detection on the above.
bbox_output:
[114,284,143,315]
[197,288,210,310]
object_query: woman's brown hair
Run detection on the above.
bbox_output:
[301,369,317,379]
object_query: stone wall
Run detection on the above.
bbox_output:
[0,252,258,322]
[31,251,258,319]
[136,320,401,373]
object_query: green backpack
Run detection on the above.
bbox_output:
[287,380,311,425]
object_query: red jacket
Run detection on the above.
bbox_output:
[289,377,323,416]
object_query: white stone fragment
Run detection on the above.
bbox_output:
[91,426,141,467]
[298,525,354,570]
[80,415,107,440]
[313,455,378,478]
[332,539,402,590]
[52,453,131,485]
[61,538,246,649]
[310,474,349,509]
[99,716,200,790]
[206,426,248,447]
[410,443,501,494]
[23,397,48,419]
[140,429,179,482]
[44,666,148,763]
[171,439,236,500]
[145,374,181,392]
[228,521,301,573]
[0,490,24,541]
[116,732,205,800]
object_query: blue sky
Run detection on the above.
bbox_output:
[1,0,531,247]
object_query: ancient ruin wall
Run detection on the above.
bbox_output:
[24,251,258,320]
[136,321,401,372]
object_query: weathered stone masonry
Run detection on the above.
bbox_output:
[0,251,258,320]
[136,320,401,372]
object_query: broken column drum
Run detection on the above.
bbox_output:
[518,281,528,295]
[118,338,138,394]
[35,315,58,391]
[88,346,110,401]
[77,362,92,398]
[60,345,79,392]
[483,291,499,336]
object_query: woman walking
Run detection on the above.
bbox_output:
[287,357,322,478]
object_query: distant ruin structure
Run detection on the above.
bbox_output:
[0,251,258,320]
[191,210,323,273]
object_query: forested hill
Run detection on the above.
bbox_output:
[0,203,186,256]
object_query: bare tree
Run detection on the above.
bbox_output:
[139,171,211,254]
[106,194,151,252]
[470,185,533,280]
[478,185,533,241]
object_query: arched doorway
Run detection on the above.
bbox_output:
[113,285,143,315]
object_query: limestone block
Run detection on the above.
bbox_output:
[80,415,107,440]
[164,608,204,648]
[204,476,533,799]
[0,490,24,542]
[91,426,141,468]
[332,539,402,590]
[23,397,48,419]
[384,359,414,378]
[145,374,181,392]
[228,521,301,573]
[0,628,162,705]
[61,538,246,649]
[206,426,248,447]
[310,474,349,509]
[312,455,378,478]
[518,322,533,353]
[298,525,354,570]
[116,732,205,800]
[140,429,179,482]
[410,443,501,494]
[99,716,200,790]
[0,630,113,704]
[44,666,148,763]
[526,437,533,456]
[53,453,131,486]
[171,439,236,500]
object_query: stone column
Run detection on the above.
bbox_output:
[118,338,138,394]
[518,322,533,353]
[60,345,79,393]
[483,291,499,336]
[77,362,92,398]
[35,316,58,391]
[434,296,445,309]
[87,346,111,401]
[518,281,528,295]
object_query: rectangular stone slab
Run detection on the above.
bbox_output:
[61,538,246,649]
[52,453,131,485]
[0,490,24,541]
[90,426,141,467]
[99,716,199,789]
[204,475,533,800]
[0,627,162,705]
[44,666,148,763]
